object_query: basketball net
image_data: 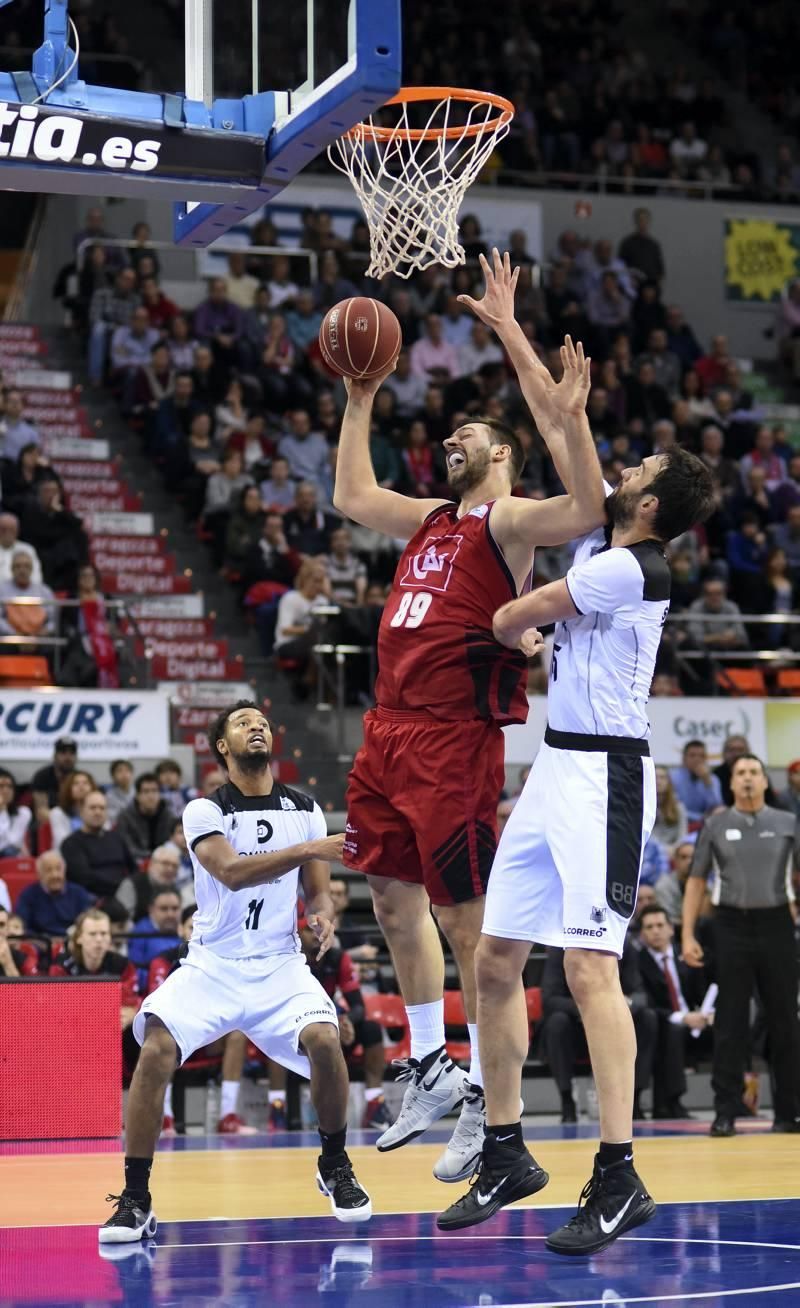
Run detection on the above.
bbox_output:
[328,89,514,280]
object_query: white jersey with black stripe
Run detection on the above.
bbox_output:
[549,526,671,739]
[182,780,327,960]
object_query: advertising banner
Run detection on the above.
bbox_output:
[724,217,800,302]
[0,689,169,759]
[503,696,772,767]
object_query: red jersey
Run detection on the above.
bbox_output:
[375,501,530,724]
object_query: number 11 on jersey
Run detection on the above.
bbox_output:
[245,899,264,929]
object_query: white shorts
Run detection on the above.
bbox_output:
[484,731,656,958]
[132,945,338,1075]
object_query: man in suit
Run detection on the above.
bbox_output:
[637,904,712,1118]
[540,944,657,1123]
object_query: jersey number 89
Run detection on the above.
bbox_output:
[390,591,433,629]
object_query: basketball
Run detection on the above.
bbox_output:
[318,297,402,380]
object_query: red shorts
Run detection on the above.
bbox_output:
[343,706,505,906]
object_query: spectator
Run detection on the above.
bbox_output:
[777,760,800,819]
[273,559,332,691]
[225,484,266,567]
[203,448,253,562]
[139,276,178,333]
[73,205,118,260]
[88,266,140,385]
[683,754,800,1136]
[401,421,436,497]
[267,254,300,308]
[191,341,227,408]
[116,773,176,863]
[165,817,194,889]
[458,321,505,376]
[768,503,800,576]
[193,277,244,362]
[669,120,707,175]
[49,908,141,1063]
[740,426,788,492]
[259,455,296,512]
[441,294,475,349]
[173,412,222,521]
[669,739,724,824]
[15,850,93,937]
[62,790,136,903]
[410,314,460,381]
[153,371,197,455]
[285,288,323,354]
[0,390,40,462]
[110,305,159,387]
[320,527,367,606]
[166,314,198,372]
[242,511,301,592]
[0,550,56,638]
[699,425,739,499]
[223,252,260,310]
[383,348,430,418]
[0,904,38,976]
[686,576,749,662]
[695,334,731,393]
[49,770,96,850]
[313,251,358,312]
[712,734,750,807]
[257,312,299,410]
[31,737,78,815]
[540,945,656,1123]
[0,768,31,856]
[154,761,197,821]
[127,886,183,991]
[60,563,121,689]
[214,378,250,441]
[129,343,176,426]
[639,328,681,397]
[665,305,702,370]
[726,514,768,606]
[752,547,799,649]
[242,284,274,361]
[730,466,776,532]
[277,410,330,496]
[20,477,89,592]
[327,877,379,961]
[0,513,42,584]
[104,759,135,824]
[2,441,51,519]
[637,905,711,1119]
[618,208,665,283]
[587,270,631,334]
[654,840,698,926]
[625,359,671,425]
[283,482,337,556]
[652,766,689,848]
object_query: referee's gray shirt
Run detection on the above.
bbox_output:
[689,805,799,910]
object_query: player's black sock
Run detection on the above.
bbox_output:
[124,1156,153,1201]
[319,1127,348,1162]
[598,1141,633,1169]
[485,1121,525,1154]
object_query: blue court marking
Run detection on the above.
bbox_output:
[3,1200,800,1306]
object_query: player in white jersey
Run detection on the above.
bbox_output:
[439,444,714,1252]
[99,701,371,1245]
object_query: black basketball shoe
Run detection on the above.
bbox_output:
[546,1155,656,1256]
[436,1135,549,1231]
[98,1192,158,1244]
[317,1154,373,1223]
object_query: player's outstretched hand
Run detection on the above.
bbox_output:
[457,248,520,330]
[307,912,336,959]
[549,335,591,418]
[518,627,545,659]
[310,833,346,863]
[344,355,400,400]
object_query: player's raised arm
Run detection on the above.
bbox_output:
[193,830,345,892]
[333,364,447,541]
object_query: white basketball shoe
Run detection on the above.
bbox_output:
[376,1047,468,1152]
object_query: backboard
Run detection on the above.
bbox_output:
[0,0,401,246]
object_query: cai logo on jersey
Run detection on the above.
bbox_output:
[400,535,463,593]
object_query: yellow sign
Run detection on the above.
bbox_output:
[765,700,800,768]
[724,218,800,302]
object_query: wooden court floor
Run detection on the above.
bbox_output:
[3,1127,799,1229]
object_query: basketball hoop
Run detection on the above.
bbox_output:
[328,87,514,280]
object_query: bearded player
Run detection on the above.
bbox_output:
[334,249,605,1181]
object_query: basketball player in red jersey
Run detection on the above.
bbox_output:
[334,250,605,1178]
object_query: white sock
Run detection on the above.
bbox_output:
[268,1090,286,1105]
[467,1023,483,1089]
[364,1086,384,1102]
[220,1080,239,1117]
[163,1084,173,1118]
[406,999,445,1062]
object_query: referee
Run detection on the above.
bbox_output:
[682,753,800,1136]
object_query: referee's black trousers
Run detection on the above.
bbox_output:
[712,906,800,1121]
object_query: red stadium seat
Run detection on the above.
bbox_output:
[364,992,411,1062]
[776,669,800,695]
[0,656,51,687]
[524,986,542,1026]
[715,667,767,697]
[0,856,37,907]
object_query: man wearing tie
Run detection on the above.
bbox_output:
[637,905,712,1118]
